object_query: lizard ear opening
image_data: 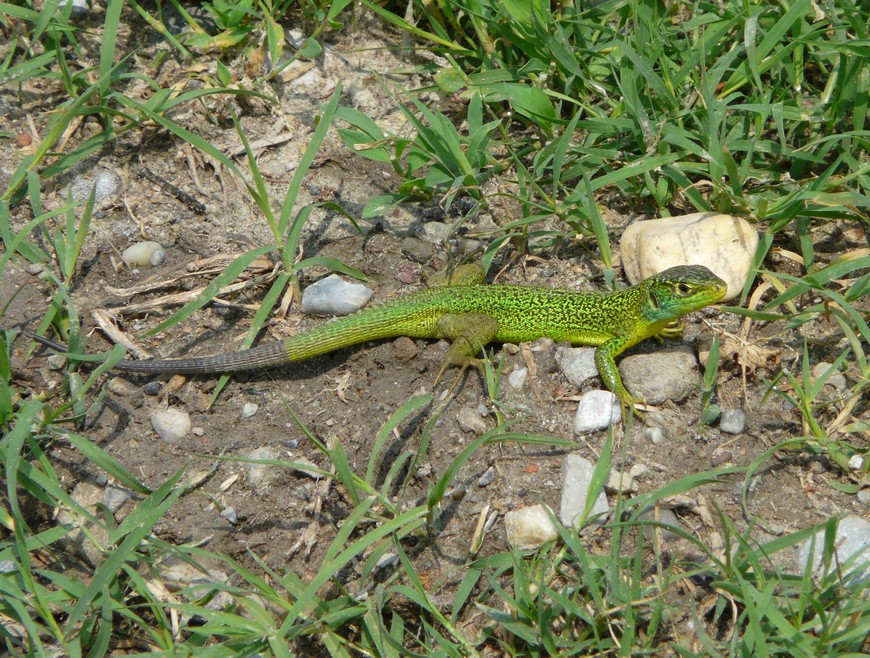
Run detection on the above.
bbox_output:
[648,290,660,309]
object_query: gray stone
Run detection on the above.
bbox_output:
[400,236,434,263]
[555,347,598,387]
[107,377,139,397]
[619,350,699,404]
[478,466,496,487]
[719,409,746,435]
[245,447,280,489]
[811,361,848,392]
[798,515,870,585]
[102,485,132,512]
[638,507,682,542]
[416,221,453,244]
[457,405,487,435]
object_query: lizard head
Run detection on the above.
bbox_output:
[643,265,728,323]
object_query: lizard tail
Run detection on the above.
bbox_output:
[26,332,291,375]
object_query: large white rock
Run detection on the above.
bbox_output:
[620,213,757,300]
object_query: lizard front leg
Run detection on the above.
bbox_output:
[594,335,641,414]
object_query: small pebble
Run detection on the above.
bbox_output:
[220,507,238,524]
[508,367,528,389]
[644,426,665,445]
[530,337,558,373]
[122,241,164,268]
[457,405,487,434]
[0,560,17,573]
[605,471,638,494]
[25,263,45,275]
[150,408,191,444]
[554,347,598,387]
[47,354,67,370]
[710,448,733,466]
[192,426,205,437]
[392,336,419,361]
[811,361,848,392]
[245,447,280,489]
[374,552,399,571]
[478,466,496,487]
[102,485,132,512]
[241,402,259,418]
[504,504,558,550]
[292,456,320,478]
[300,275,373,316]
[560,454,609,527]
[573,390,621,434]
[638,507,682,542]
[416,221,452,244]
[143,381,162,396]
[848,454,864,471]
[719,409,746,435]
[399,236,434,263]
[107,377,138,397]
[59,0,89,18]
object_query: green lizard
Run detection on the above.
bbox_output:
[29,264,727,408]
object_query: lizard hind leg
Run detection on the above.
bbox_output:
[432,313,500,389]
[428,263,487,288]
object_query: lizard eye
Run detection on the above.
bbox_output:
[677,283,692,296]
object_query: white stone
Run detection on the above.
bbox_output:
[508,367,528,389]
[241,402,259,418]
[560,454,609,527]
[150,408,191,444]
[122,241,164,268]
[573,390,621,433]
[645,426,664,445]
[504,504,558,550]
[620,213,758,300]
[300,274,373,316]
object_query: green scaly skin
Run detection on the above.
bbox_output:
[30,264,727,407]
